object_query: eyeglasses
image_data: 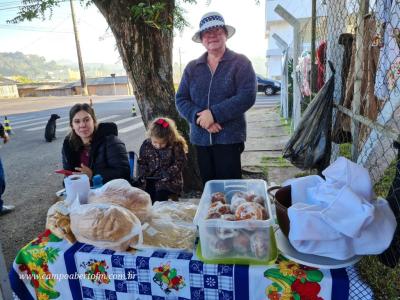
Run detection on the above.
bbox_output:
[156,118,169,128]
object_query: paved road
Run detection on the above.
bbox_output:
[0,96,147,267]
[254,93,280,107]
[0,93,277,267]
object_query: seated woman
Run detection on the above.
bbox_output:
[62,103,130,184]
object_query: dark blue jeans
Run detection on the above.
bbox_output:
[0,158,5,211]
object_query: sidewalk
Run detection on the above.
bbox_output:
[242,106,301,185]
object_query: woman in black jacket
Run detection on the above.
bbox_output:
[62,103,130,184]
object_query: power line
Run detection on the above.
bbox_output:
[16,15,71,51]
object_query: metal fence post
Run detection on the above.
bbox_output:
[274,5,301,129]
[272,33,289,119]
[351,0,369,160]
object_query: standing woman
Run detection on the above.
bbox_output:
[62,103,130,184]
[175,12,257,185]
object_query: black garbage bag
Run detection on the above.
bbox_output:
[283,61,335,171]
[378,141,400,268]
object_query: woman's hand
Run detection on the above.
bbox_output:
[74,163,93,179]
[196,109,214,129]
[207,122,222,133]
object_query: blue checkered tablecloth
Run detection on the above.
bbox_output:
[9,232,374,300]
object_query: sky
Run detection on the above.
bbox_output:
[0,0,267,74]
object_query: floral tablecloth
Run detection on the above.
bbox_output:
[9,230,373,300]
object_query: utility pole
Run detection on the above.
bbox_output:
[111,73,117,95]
[70,0,88,96]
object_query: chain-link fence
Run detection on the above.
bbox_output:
[281,0,400,298]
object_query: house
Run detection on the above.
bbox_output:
[0,77,19,98]
[265,0,312,80]
[72,76,133,96]
[17,82,71,97]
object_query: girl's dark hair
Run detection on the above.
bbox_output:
[68,103,98,151]
[148,117,188,153]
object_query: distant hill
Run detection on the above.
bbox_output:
[0,52,125,81]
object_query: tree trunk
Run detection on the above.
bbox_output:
[94,0,202,191]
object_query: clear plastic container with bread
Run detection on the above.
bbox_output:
[193,179,277,264]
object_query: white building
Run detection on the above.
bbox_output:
[265,0,312,80]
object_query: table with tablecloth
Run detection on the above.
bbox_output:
[9,230,374,300]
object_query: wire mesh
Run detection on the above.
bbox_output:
[283,0,400,297]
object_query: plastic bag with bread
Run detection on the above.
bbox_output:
[46,201,76,243]
[87,179,151,222]
[141,218,197,251]
[151,200,198,223]
[70,202,142,251]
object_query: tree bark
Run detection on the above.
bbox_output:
[94,0,202,191]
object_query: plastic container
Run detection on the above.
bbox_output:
[193,179,277,264]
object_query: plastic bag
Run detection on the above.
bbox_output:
[46,201,76,243]
[140,218,197,251]
[151,200,198,223]
[70,198,143,251]
[87,178,151,222]
[283,61,335,171]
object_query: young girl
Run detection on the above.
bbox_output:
[138,117,188,203]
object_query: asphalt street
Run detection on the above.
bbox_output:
[0,93,279,267]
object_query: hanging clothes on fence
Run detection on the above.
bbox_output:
[378,141,400,268]
[374,0,400,100]
[332,33,354,144]
[316,41,327,91]
[332,16,381,145]
[296,51,312,97]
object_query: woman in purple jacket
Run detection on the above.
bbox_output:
[175,11,257,185]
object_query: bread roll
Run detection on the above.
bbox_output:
[70,203,142,251]
[88,179,151,221]
[46,201,76,243]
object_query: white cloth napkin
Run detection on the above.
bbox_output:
[286,157,397,260]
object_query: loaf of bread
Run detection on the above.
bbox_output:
[141,218,197,250]
[88,179,151,222]
[46,201,76,243]
[70,203,142,251]
[151,200,198,223]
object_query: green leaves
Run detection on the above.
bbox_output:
[130,2,170,30]
[7,0,66,23]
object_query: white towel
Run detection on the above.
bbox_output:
[322,156,374,201]
[286,157,397,260]
[288,198,396,259]
[283,175,324,205]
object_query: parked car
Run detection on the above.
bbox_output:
[257,75,281,95]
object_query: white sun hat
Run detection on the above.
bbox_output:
[192,12,236,43]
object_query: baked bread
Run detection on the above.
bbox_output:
[206,202,231,219]
[250,231,269,258]
[151,200,198,223]
[141,218,197,250]
[211,192,226,204]
[233,231,251,254]
[207,234,232,255]
[88,179,151,222]
[235,202,268,220]
[46,201,76,243]
[70,203,142,251]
